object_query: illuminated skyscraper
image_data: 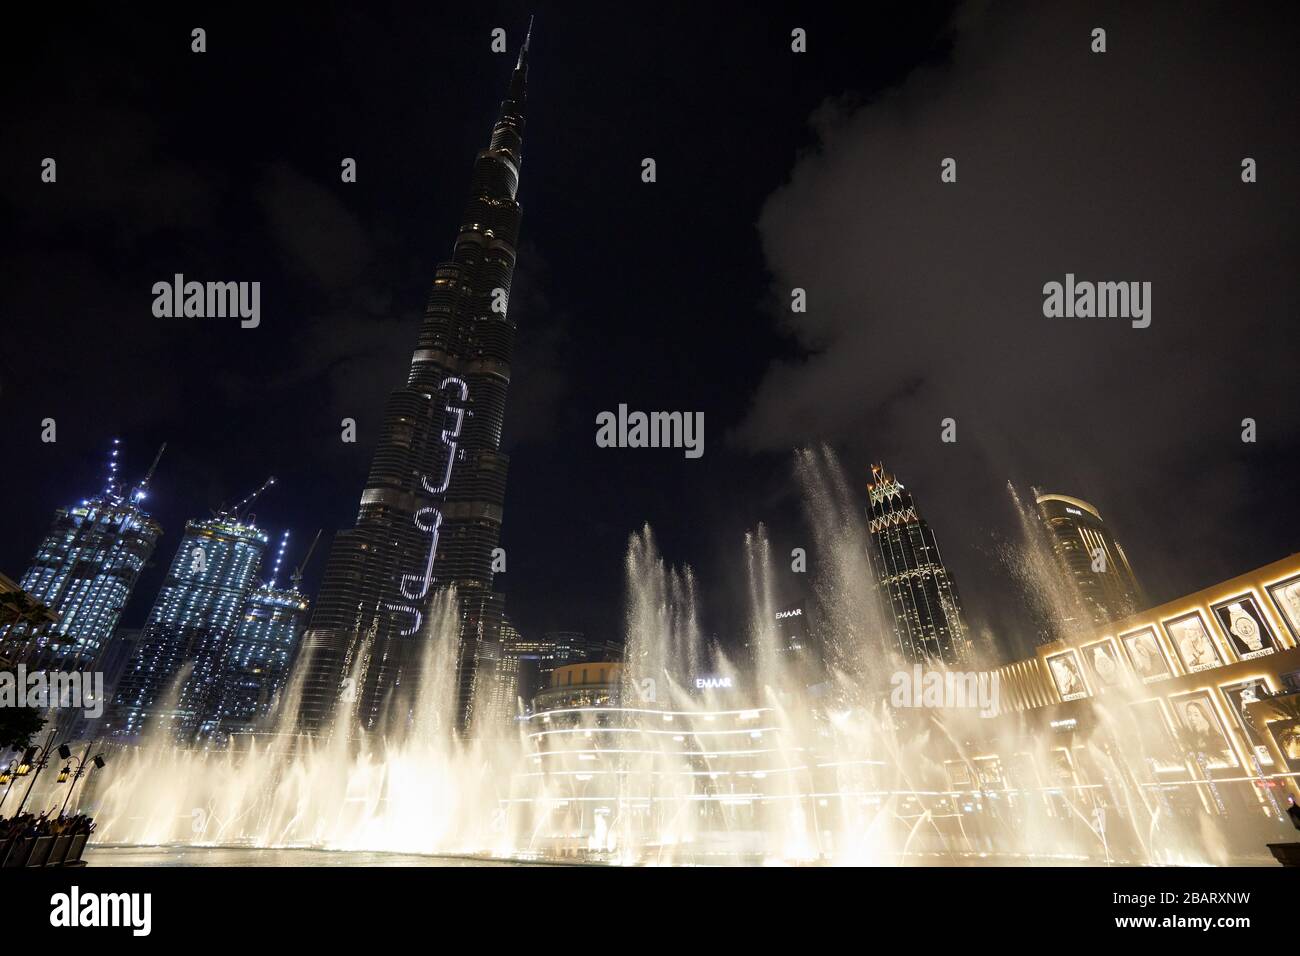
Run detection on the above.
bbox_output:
[105,504,270,741]
[203,582,308,740]
[0,440,163,670]
[298,26,533,734]
[469,616,522,727]
[1035,492,1142,630]
[865,463,970,665]
[197,531,310,740]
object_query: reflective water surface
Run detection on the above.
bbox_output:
[85,845,542,867]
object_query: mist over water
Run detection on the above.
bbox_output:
[794,446,891,699]
[88,591,524,856]
[54,447,1254,864]
[1001,482,1089,650]
[624,525,707,691]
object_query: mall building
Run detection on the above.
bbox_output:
[519,662,821,861]
[988,552,1300,834]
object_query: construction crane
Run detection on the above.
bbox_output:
[130,442,167,502]
[219,476,277,521]
[291,529,324,593]
[268,530,292,587]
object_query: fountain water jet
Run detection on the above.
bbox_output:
[43,450,1264,865]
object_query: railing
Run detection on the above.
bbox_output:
[0,832,89,867]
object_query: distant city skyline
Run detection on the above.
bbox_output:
[7,0,1300,891]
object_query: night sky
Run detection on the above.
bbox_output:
[2,1,1297,661]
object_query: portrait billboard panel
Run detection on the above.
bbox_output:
[1169,691,1238,769]
[1162,612,1223,673]
[1120,626,1172,683]
[1128,698,1182,772]
[1266,717,1300,772]
[1265,573,1300,644]
[1046,649,1088,701]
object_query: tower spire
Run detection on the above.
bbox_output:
[508,17,531,104]
[520,15,533,63]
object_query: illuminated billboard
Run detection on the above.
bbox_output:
[1162,611,1223,673]
[1169,690,1238,769]
[1264,573,1300,644]
[1120,626,1172,683]
[1218,678,1275,768]
[1045,649,1088,701]
[1210,594,1277,661]
[1266,715,1300,771]
[1128,698,1183,772]
[1080,637,1125,690]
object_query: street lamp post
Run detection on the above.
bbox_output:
[0,757,19,812]
[57,742,106,817]
[13,730,63,816]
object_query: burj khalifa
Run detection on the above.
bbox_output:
[298,24,532,734]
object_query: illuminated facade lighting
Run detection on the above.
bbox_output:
[866,463,970,664]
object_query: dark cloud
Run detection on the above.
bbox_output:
[738,1,1300,636]
[503,240,571,446]
[258,162,374,289]
[0,40,218,245]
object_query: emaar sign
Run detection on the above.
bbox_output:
[694,676,732,690]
